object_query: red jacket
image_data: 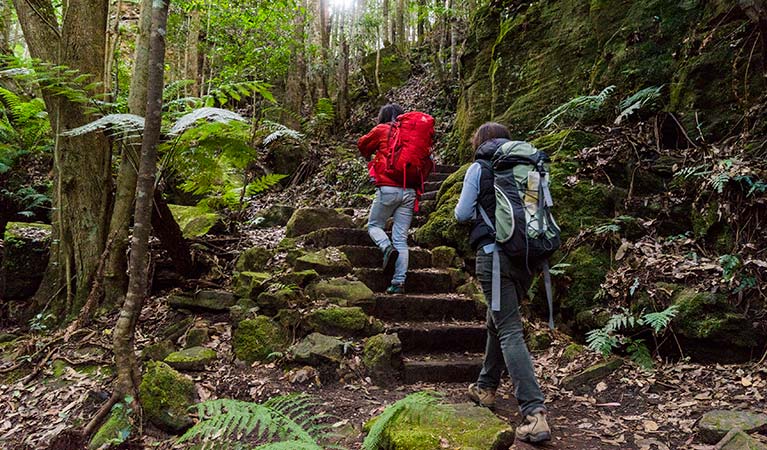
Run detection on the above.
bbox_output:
[357,123,401,187]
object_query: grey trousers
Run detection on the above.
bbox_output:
[475,247,546,417]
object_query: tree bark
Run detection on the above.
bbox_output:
[14,0,112,321]
[449,0,457,78]
[396,0,406,48]
[317,0,330,98]
[383,0,391,45]
[151,188,194,277]
[0,2,12,55]
[103,0,152,309]
[336,16,350,125]
[285,1,307,129]
[417,0,426,44]
[186,9,201,96]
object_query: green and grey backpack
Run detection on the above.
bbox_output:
[478,140,561,327]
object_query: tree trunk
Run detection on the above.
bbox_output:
[103,0,152,309]
[285,2,307,129]
[112,0,169,423]
[318,0,330,98]
[186,9,201,96]
[336,17,350,125]
[383,0,391,45]
[396,0,405,48]
[417,0,426,44]
[449,0,457,78]
[151,189,194,278]
[0,2,12,55]
[14,0,111,321]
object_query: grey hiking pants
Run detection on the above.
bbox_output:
[367,186,416,286]
[475,247,546,417]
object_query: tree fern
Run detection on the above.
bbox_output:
[177,394,344,450]
[261,120,304,146]
[168,107,247,135]
[59,114,145,138]
[539,85,615,129]
[362,391,442,450]
[246,174,288,196]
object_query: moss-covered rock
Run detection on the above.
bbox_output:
[288,332,345,365]
[360,45,412,96]
[362,333,402,383]
[673,288,757,349]
[294,248,352,277]
[431,246,460,268]
[1,222,51,300]
[185,327,210,348]
[164,346,217,371]
[233,316,289,363]
[306,306,384,337]
[308,277,375,306]
[229,298,260,325]
[562,358,624,392]
[527,331,553,352]
[274,269,319,288]
[285,207,355,238]
[414,165,473,254]
[141,340,176,362]
[167,204,222,238]
[698,410,767,445]
[139,362,196,432]
[233,271,272,299]
[256,285,305,315]
[254,204,296,228]
[235,247,275,273]
[168,290,237,311]
[562,343,584,361]
[366,401,514,450]
[559,245,612,323]
[88,403,132,449]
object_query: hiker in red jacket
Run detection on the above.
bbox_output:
[358,103,434,294]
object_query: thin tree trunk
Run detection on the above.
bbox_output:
[285,2,307,129]
[0,2,12,55]
[383,0,390,45]
[186,9,201,96]
[449,0,457,78]
[103,0,122,94]
[104,0,152,309]
[417,0,426,44]
[336,16,349,125]
[318,0,330,98]
[396,0,405,48]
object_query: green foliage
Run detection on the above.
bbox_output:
[539,86,615,129]
[586,305,679,370]
[363,391,442,450]
[615,86,663,125]
[308,98,335,137]
[718,254,740,282]
[177,394,344,450]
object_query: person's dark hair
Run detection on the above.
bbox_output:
[377,103,405,124]
[471,122,511,150]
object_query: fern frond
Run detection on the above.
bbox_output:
[255,441,324,450]
[362,391,442,450]
[639,305,678,334]
[539,85,615,129]
[60,114,145,137]
[168,107,246,135]
[615,86,663,125]
[246,174,288,196]
[585,328,619,356]
[627,339,653,370]
[261,120,303,145]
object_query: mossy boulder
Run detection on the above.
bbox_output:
[562,358,624,392]
[362,333,402,383]
[229,298,260,324]
[562,343,584,361]
[559,245,612,324]
[233,271,272,299]
[308,277,375,306]
[285,207,355,238]
[288,332,345,365]
[167,204,222,238]
[164,346,217,371]
[256,285,305,315]
[306,306,384,337]
[698,410,767,444]
[254,204,296,228]
[88,403,132,449]
[414,164,472,254]
[294,249,352,277]
[139,362,196,432]
[235,247,275,272]
[141,340,176,362]
[274,269,319,288]
[361,44,412,96]
[365,401,514,450]
[168,290,237,312]
[431,246,460,268]
[672,288,758,350]
[1,222,51,300]
[527,331,553,352]
[185,327,210,348]
[233,316,289,363]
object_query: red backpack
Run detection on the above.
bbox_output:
[378,111,435,195]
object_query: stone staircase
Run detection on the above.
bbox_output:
[305,164,489,384]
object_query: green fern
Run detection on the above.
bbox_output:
[614,86,663,125]
[246,174,288,196]
[639,305,679,334]
[627,339,653,370]
[585,328,620,356]
[362,391,442,450]
[539,85,615,129]
[178,394,343,450]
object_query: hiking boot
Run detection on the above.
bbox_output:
[467,383,496,409]
[382,245,399,272]
[515,409,551,444]
[385,284,405,295]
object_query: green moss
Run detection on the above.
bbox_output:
[431,246,460,268]
[306,306,384,337]
[164,346,217,371]
[139,361,195,432]
[232,316,289,363]
[235,247,275,272]
[362,333,402,381]
[369,402,514,450]
[673,288,756,347]
[294,249,352,276]
[233,271,272,299]
[257,285,304,315]
[167,204,221,238]
[309,278,374,306]
[361,45,412,96]
[185,327,210,348]
[285,207,355,238]
[563,343,584,361]
[275,269,319,288]
[89,403,132,449]
[414,174,472,254]
[142,340,176,362]
[561,245,611,318]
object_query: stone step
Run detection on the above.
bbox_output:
[338,245,432,269]
[302,227,415,248]
[421,191,437,201]
[426,172,450,182]
[402,353,483,384]
[423,181,443,192]
[389,321,486,354]
[434,164,460,173]
[352,268,457,294]
[364,294,485,322]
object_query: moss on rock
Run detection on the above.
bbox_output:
[560,245,612,321]
[288,332,345,365]
[306,306,384,337]
[235,247,275,272]
[254,204,296,228]
[294,248,352,277]
[360,45,412,96]
[309,277,375,306]
[233,272,272,299]
[139,362,195,432]
[1,222,51,300]
[232,316,289,363]
[431,246,460,268]
[164,346,217,371]
[285,207,355,238]
[167,204,221,238]
[141,340,176,362]
[415,166,473,254]
[275,269,319,288]
[673,288,757,348]
[257,285,305,315]
[88,403,132,449]
[362,333,402,383]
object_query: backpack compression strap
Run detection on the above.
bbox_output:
[541,259,555,330]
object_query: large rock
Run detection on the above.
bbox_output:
[366,401,514,450]
[139,362,196,432]
[233,316,289,363]
[256,285,305,315]
[562,358,624,392]
[168,290,236,311]
[362,333,402,383]
[294,248,352,277]
[698,410,767,444]
[308,277,374,306]
[285,207,355,238]
[164,346,217,371]
[414,164,472,254]
[253,204,296,228]
[360,44,412,96]
[431,246,460,268]
[715,430,767,450]
[306,306,384,337]
[233,271,271,299]
[235,247,275,272]
[141,340,176,362]
[274,269,319,288]
[288,333,345,365]
[1,222,50,300]
[167,204,222,238]
[88,403,132,449]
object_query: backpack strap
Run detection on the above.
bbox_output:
[541,259,555,329]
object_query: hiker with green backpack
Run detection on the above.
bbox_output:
[454,122,560,444]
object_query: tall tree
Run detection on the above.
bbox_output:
[417,0,426,44]
[13,0,112,319]
[383,0,391,44]
[337,13,350,125]
[396,0,405,47]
